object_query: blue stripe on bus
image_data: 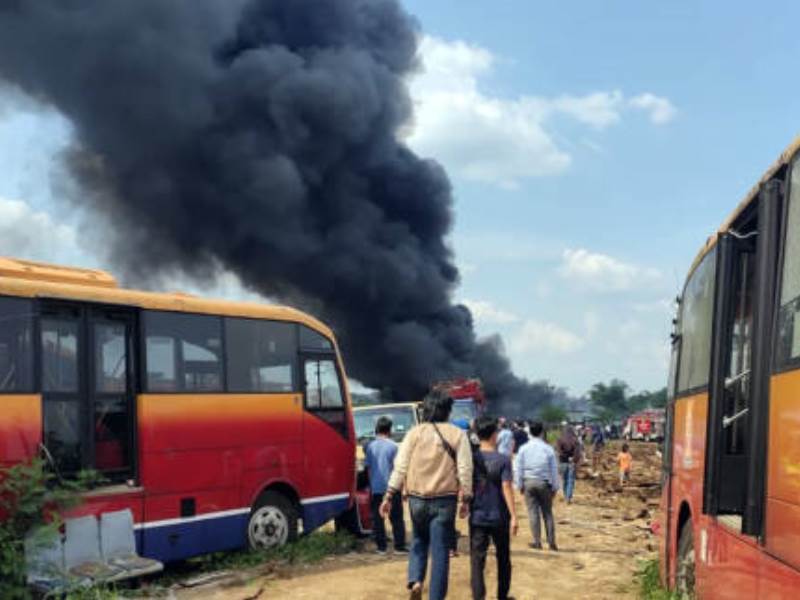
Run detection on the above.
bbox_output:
[137,496,350,562]
[141,512,249,563]
[302,496,349,532]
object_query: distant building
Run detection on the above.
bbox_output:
[564,396,592,422]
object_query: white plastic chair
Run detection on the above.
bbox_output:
[64,515,122,581]
[100,510,163,578]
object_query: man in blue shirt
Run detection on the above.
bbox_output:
[514,421,560,551]
[365,416,407,554]
[496,418,514,457]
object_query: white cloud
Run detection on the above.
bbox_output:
[0,196,81,263]
[461,299,520,325]
[559,248,662,292]
[629,93,677,125]
[407,36,677,188]
[547,91,624,129]
[510,320,584,355]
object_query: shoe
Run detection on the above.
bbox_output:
[529,542,543,550]
[394,547,409,555]
[376,548,387,556]
[549,544,559,552]
[409,582,423,600]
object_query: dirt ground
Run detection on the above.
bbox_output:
[160,441,662,600]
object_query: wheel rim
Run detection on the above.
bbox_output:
[248,505,290,549]
[676,541,695,598]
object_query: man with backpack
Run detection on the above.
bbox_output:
[381,391,473,600]
[469,415,518,600]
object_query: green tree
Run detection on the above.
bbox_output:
[588,379,629,422]
[0,459,100,599]
[627,387,668,413]
[649,387,668,408]
[538,404,568,425]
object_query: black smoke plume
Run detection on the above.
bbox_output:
[0,0,547,414]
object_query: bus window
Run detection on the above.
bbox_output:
[777,160,800,367]
[225,318,297,393]
[43,399,82,473]
[95,322,127,393]
[146,336,176,391]
[300,326,334,352]
[677,249,717,393]
[41,312,83,473]
[304,359,344,409]
[93,321,132,473]
[0,297,33,393]
[144,311,223,392]
[42,318,79,393]
[724,251,755,456]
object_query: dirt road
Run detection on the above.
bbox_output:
[168,442,661,600]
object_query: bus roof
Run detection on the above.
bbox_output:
[686,134,800,278]
[0,256,334,338]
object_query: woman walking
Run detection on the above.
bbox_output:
[381,391,474,600]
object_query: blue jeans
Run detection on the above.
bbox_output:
[408,496,457,600]
[558,462,575,502]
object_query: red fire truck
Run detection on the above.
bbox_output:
[432,378,486,423]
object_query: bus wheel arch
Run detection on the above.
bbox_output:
[675,503,695,597]
[247,483,300,550]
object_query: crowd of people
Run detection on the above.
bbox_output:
[362,393,635,600]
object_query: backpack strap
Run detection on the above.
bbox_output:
[431,423,457,463]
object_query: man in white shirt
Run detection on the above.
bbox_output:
[513,421,560,551]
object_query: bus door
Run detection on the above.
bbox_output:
[704,182,782,533]
[704,231,755,516]
[299,330,352,530]
[40,302,138,483]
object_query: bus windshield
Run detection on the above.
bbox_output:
[354,406,416,443]
[450,400,477,423]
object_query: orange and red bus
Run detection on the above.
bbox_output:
[660,136,800,597]
[0,257,355,562]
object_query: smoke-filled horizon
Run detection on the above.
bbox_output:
[0,0,549,414]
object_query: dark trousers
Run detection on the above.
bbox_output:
[408,496,457,600]
[370,493,406,551]
[469,523,511,600]
[523,479,556,547]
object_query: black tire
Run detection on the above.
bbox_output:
[676,519,695,599]
[247,491,298,551]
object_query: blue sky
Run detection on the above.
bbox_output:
[0,2,797,395]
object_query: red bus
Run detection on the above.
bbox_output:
[0,257,355,562]
[660,137,800,597]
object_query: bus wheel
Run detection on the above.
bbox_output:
[248,491,298,550]
[676,520,695,598]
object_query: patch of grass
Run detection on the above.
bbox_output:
[65,586,121,600]
[192,530,358,572]
[635,558,678,600]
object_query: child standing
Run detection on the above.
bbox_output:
[617,443,633,486]
[365,416,407,554]
[470,415,518,600]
